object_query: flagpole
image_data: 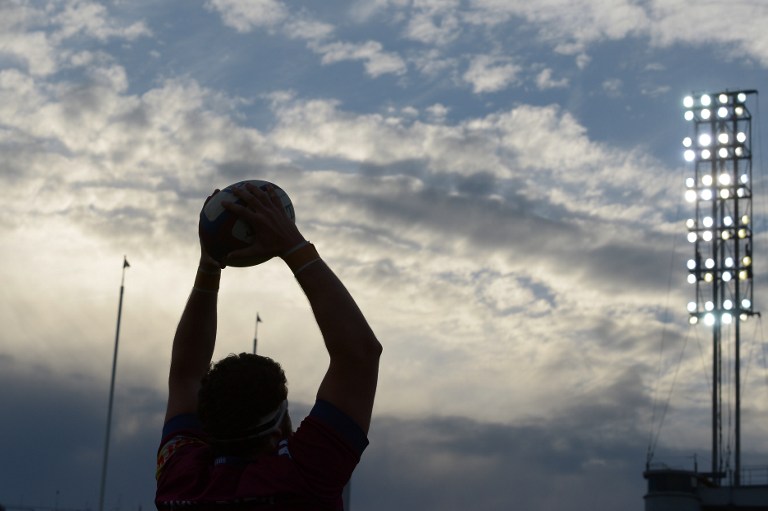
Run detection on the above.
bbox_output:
[253,313,261,354]
[99,256,129,511]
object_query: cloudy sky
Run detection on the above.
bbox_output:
[3,0,768,509]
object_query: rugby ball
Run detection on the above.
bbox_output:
[199,180,295,267]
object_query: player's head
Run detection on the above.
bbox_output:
[198,353,290,454]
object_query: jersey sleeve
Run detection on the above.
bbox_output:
[287,400,369,503]
[156,413,206,481]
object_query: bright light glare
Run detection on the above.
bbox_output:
[705,301,714,311]
[725,257,734,267]
[718,107,729,118]
[684,96,694,108]
[701,189,713,201]
[701,149,711,159]
[724,216,733,226]
[719,94,728,104]
[699,133,712,146]
[687,232,697,243]
[742,298,752,308]
[687,259,696,269]
[701,94,712,106]
[689,316,699,325]
[737,92,747,102]
[742,214,750,225]
[686,177,695,188]
[743,256,752,266]
[720,189,730,199]
[684,149,696,161]
[724,299,733,310]
[686,218,696,229]
[719,148,729,158]
[702,174,713,186]
[688,274,697,284]
[705,313,715,326]
[722,312,733,324]
[735,106,744,116]
[685,189,697,202]
[705,257,715,269]
[688,301,697,312]
[703,216,714,227]
[718,133,729,144]
[702,231,713,241]
[737,132,747,143]
[723,271,732,282]
[685,110,694,121]
[683,137,693,147]
[701,109,711,120]
[718,173,731,185]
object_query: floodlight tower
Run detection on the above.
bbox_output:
[682,90,758,486]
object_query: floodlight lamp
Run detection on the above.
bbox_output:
[705,272,714,282]
[718,173,731,186]
[743,256,752,266]
[723,271,732,282]
[737,187,746,198]
[702,174,713,186]
[685,110,695,121]
[683,137,693,147]
[735,106,745,116]
[701,94,712,106]
[688,274,697,284]
[722,312,733,325]
[701,189,713,201]
[738,228,748,239]
[737,132,747,143]
[703,216,714,227]
[688,301,697,312]
[742,298,752,309]
[737,92,747,103]
[722,230,731,240]
[718,107,729,118]
[741,214,750,225]
[687,258,697,269]
[686,177,695,188]
[705,313,716,326]
[739,270,748,280]
[735,147,744,157]
[724,299,733,310]
[718,148,729,158]
[719,93,729,104]
[740,313,748,321]
[740,174,748,184]
[705,257,715,269]
[684,96,695,108]
[720,188,730,199]
[701,109,711,120]
[705,300,715,311]
[686,218,696,229]
[701,149,711,159]
[718,133,729,144]
[687,232,697,243]
[685,190,697,202]
[699,133,712,146]
[689,316,699,325]
[725,256,735,267]
[724,216,734,226]
[702,230,713,241]
[684,149,696,162]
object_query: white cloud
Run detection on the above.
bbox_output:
[205,0,289,32]
[463,54,522,93]
[535,67,569,89]
[402,0,462,46]
[311,40,407,77]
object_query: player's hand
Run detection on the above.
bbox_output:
[221,183,306,265]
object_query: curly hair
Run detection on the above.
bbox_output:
[198,353,288,454]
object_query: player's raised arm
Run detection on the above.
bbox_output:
[164,193,223,424]
[223,184,382,433]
